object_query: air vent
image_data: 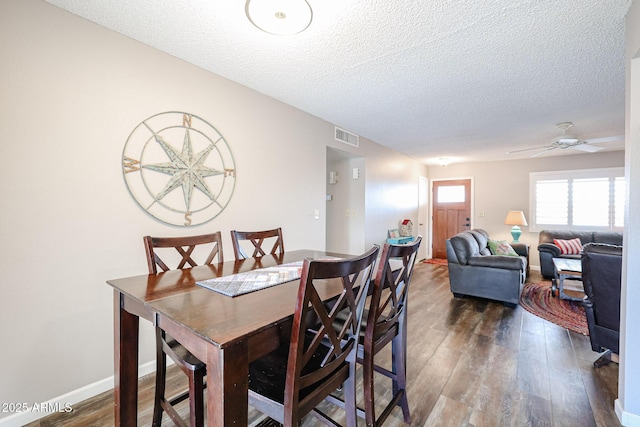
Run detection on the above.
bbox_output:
[335,127,359,147]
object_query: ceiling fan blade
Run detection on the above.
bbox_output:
[584,135,624,144]
[530,146,558,157]
[507,145,552,154]
[572,143,603,153]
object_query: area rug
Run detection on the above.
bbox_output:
[519,281,589,335]
[424,258,448,266]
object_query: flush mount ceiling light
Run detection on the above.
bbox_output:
[438,157,450,167]
[246,0,313,35]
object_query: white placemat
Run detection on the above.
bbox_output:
[196,261,304,297]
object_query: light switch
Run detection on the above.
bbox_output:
[352,168,360,179]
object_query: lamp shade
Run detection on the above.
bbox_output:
[504,210,528,226]
[246,0,312,35]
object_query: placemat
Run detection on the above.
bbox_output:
[196,261,304,297]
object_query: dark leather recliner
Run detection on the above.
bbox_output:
[581,243,622,367]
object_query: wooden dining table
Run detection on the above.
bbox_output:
[107,249,349,426]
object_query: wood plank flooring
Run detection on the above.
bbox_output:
[26,263,620,426]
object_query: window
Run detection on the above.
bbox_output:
[529,167,624,231]
[437,185,465,203]
[615,177,626,227]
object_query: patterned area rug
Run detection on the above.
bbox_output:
[424,258,448,266]
[519,281,589,335]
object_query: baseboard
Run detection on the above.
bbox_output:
[616,399,640,427]
[0,360,156,427]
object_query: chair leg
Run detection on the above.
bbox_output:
[153,328,167,427]
[187,369,205,427]
[344,354,359,427]
[593,349,614,368]
[362,349,376,427]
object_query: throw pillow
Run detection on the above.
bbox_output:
[488,239,519,256]
[554,238,582,255]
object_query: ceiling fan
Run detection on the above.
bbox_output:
[507,122,623,157]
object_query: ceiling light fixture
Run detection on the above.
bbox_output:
[438,157,450,167]
[245,0,313,36]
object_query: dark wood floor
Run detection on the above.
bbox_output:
[26,263,620,426]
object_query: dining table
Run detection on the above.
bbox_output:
[107,249,350,427]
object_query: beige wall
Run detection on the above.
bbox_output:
[0,1,426,423]
[4,0,638,424]
[428,151,625,268]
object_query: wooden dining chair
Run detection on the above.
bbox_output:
[247,246,380,427]
[360,236,422,426]
[143,232,224,427]
[230,227,284,260]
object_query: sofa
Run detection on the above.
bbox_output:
[446,229,528,308]
[581,242,622,367]
[538,230,622,279]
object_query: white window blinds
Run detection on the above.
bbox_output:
[530,167,624,231]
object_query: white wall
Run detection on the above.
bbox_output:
[0,1,427,423]
[325,144,426,255]
[618,1,640,424]
[361,142,425,249]
[427,151,625,268]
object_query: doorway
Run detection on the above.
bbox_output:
[431,179,472,259]
[418,176,429,261]
[325,147,365,254]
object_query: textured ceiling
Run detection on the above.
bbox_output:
[45,0,630,165]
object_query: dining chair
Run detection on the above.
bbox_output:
[230,227,284,260]
[327,237,422,425]
[143,232,224,427]
[247,245,380,427]
[360,236,421,426]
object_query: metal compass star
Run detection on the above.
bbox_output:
[143,127,224,211]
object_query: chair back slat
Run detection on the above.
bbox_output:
[286,246,379,406]
[144,232,224,274]
[230,228,284,260]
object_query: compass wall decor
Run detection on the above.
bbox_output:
[122,111,236,226]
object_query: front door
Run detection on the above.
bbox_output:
[432,179,471,259]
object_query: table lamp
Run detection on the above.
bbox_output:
[504,210,527,242]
